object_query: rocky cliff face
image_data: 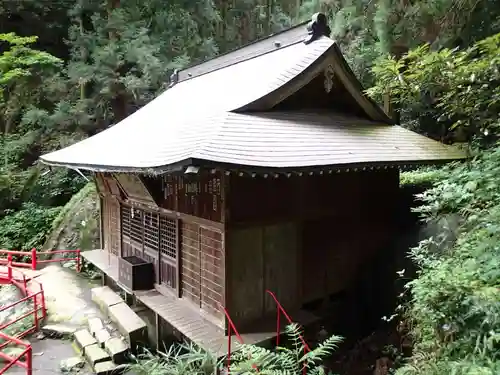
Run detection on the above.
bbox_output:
[43,183,100,252]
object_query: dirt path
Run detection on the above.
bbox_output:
[6,265,103,374]
[32,265,103,326]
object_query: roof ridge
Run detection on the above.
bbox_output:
[178,19,310,82]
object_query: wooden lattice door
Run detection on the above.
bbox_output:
[199,227,224,320]
[108,198,120,256]
[102,197,120,256]
[159,216,178,291]
[120,205,145,258]
[181,222,201,305]
[143,211,159,273]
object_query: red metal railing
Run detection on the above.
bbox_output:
[266,290,311,375]
[221,292,310,374]
[220,304,245,374]
[0,256,47,375]
[0,248,81,272]
[0,332,32,375]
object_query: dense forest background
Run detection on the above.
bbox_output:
[1,0,500,374]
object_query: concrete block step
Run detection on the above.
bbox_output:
[85,343,111,367]
[91,286,124,317]
[74,329,97,355]
[41,323,79,338]
[94,360,124,375]
[108,302,147,351]
[96,328,112,348]
[104,337,129,364]
[88,317,105,336]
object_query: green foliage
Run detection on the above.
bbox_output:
[363,25,500,374]
[127,324,341,375]
[0,202,60,250]
[128,342,224,375]
[0,32,62,135]
[395,148,500,374]
[297,0,500,89]
[230,323,341,374]
[367,33,500,142]
[399,167,448,188]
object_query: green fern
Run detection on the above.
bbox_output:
[126,342,224,375]
[230,323,342,375]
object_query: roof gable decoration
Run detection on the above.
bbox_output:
[324,64,336,93]
[303,13,332,45]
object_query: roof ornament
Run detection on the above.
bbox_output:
[303,13,331,45]
[324,64,335,93]
[168,69,179,88]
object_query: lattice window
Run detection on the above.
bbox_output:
[159,216,177,259]
[121,205,131,243]
[130,207,143,244]
[144,211,159,252]
[109,200,120,256]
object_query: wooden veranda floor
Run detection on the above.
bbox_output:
[82,249,319,357]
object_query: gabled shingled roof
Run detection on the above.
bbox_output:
[40,14,466,173]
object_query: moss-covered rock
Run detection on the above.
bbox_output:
[43,183,100,251]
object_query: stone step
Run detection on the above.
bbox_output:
[96,328,112,348]
[59,356,86,372]
[108,302,147,351]
[88,317,105,336]
[41,323,79,338]
[94,360,123,375]
[74,329,97,354]
[91,286,124,317]
[84,343,111,367]
[105,337,129,364]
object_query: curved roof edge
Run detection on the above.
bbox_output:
[39,111,466,174]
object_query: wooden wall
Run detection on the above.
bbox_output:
[226,169,399,226]
[94,171,226,328]
[161,172,225,222]
[226,169,399,224]
[226,222,299,328]
[95,168,399,331]
[95,173,121,256]
[225,168,400,327]
[181,221,225,326]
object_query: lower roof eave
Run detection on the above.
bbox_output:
[39,156,466,176]
[183,158,465,175]
[38,157,194,175]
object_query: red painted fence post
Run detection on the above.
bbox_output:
[76,249,81,273]
[227,324,232,374]
[33,293,39,331]
[40,284,47,320]
[31,248,37,270]
[26,346,33,375]
[7,254,12,280]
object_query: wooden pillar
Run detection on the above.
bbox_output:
[155,313,161,352]
[176,218,181,298]
[99,196,105,250]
